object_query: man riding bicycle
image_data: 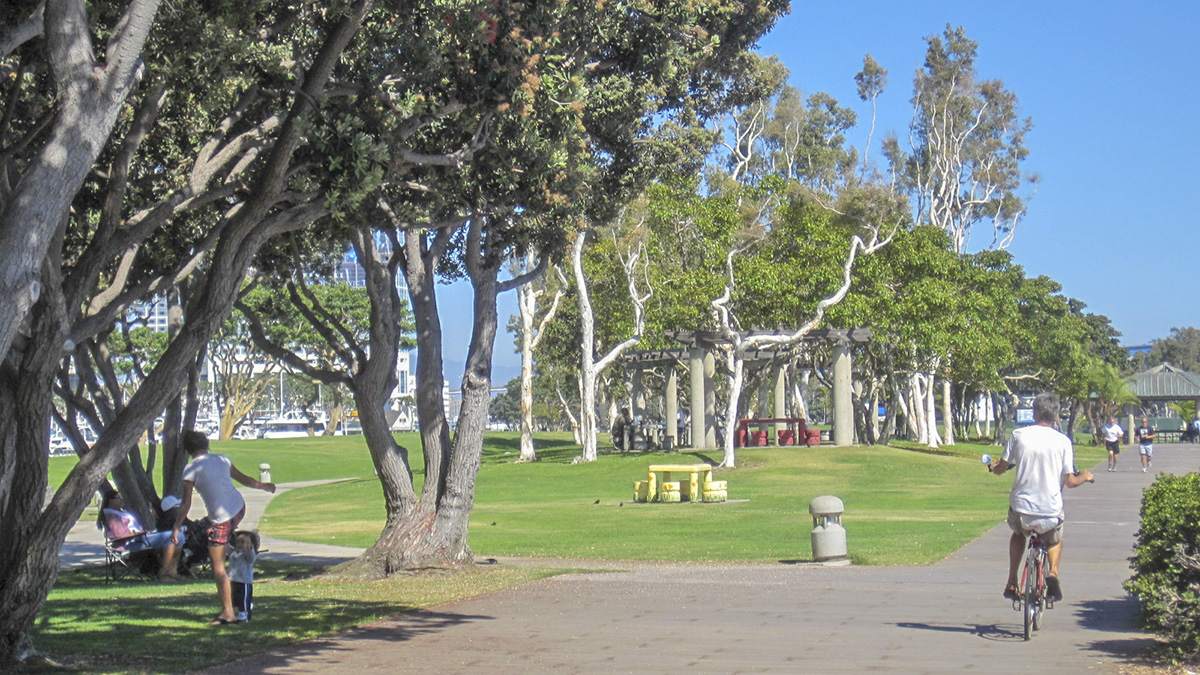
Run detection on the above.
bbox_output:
[990,393,1094,602]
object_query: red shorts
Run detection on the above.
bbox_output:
[206,507,245,546]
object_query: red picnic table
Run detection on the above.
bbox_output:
[735,418,817,447]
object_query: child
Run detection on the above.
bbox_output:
[228,530,260,622]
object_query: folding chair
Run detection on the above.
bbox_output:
[104,534,159,583]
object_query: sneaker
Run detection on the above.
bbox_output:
[235,611,249,623]
[1143,467,1147,473]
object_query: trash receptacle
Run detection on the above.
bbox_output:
[810,495,847,562]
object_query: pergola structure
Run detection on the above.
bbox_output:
[617,328,872,449]
[1124,364,1200,431]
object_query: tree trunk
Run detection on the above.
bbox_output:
[518,295,538,462]
[514,254,562,463]
[925,373,941,448]
[350,220,500,572]
[941,378,955,445]
[720,350,744,468]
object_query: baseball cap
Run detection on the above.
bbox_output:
[161,495,182,511]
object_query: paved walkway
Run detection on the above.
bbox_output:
[67,446,1197,673]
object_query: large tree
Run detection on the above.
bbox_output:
[0,0,377,661]
[883,25,1035,254]
[1135,327,1200,374]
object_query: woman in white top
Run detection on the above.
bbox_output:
[169,431,275,625]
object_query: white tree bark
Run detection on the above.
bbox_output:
[574,227,650,462]
[941,377,955,445]
[712,229,890,467]
[514,254,564,462]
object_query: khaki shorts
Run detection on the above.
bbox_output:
[1007,508,1063,546]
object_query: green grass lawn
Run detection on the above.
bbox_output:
[261,433,1105,566]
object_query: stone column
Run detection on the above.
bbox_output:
[665,366,678,451]
[690,347,706,449]
[832,341,853,447]
[631,367,645,420]
[704,350,717,448]
[1126,413,1136,444]
[757,364,771,417]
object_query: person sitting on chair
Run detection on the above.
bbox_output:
[97,489,185,579]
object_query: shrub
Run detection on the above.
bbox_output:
[1125,472,1200,662]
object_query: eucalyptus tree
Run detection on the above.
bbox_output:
[573,212,654,462]
[854,54,888,172]
[883,25,1035,254]
[1136,327,1200,374]
[704,64,903,462]
[512,252,565,462]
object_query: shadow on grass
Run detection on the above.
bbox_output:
[33,587,475,674]
[480,435,582,464]
[30,562,492,674]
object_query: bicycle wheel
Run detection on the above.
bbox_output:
[1032,553,1046,631]
[1022,555,1036,640]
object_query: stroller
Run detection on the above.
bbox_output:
[174,517,212,577]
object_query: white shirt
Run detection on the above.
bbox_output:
[1002,424,1074,517]
[182,453,245,524]
[1102,423,1123,443]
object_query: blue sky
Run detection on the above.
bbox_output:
[451,1,1198,375]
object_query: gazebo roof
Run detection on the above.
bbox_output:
[1127,364,1200,400]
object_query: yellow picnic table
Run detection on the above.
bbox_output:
[647,463,713,502]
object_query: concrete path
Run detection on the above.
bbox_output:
[186,445,1198,674]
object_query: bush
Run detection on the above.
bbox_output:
[1125,472,1200,662]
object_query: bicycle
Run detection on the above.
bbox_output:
[981,453,1091,640]
[1016,528,1053,640]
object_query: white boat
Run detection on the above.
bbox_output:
[257,412,326,439]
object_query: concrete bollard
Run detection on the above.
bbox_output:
[259,463,271,483]
[810,495,847,563]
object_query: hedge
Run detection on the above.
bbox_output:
[1125,472,1200,662]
